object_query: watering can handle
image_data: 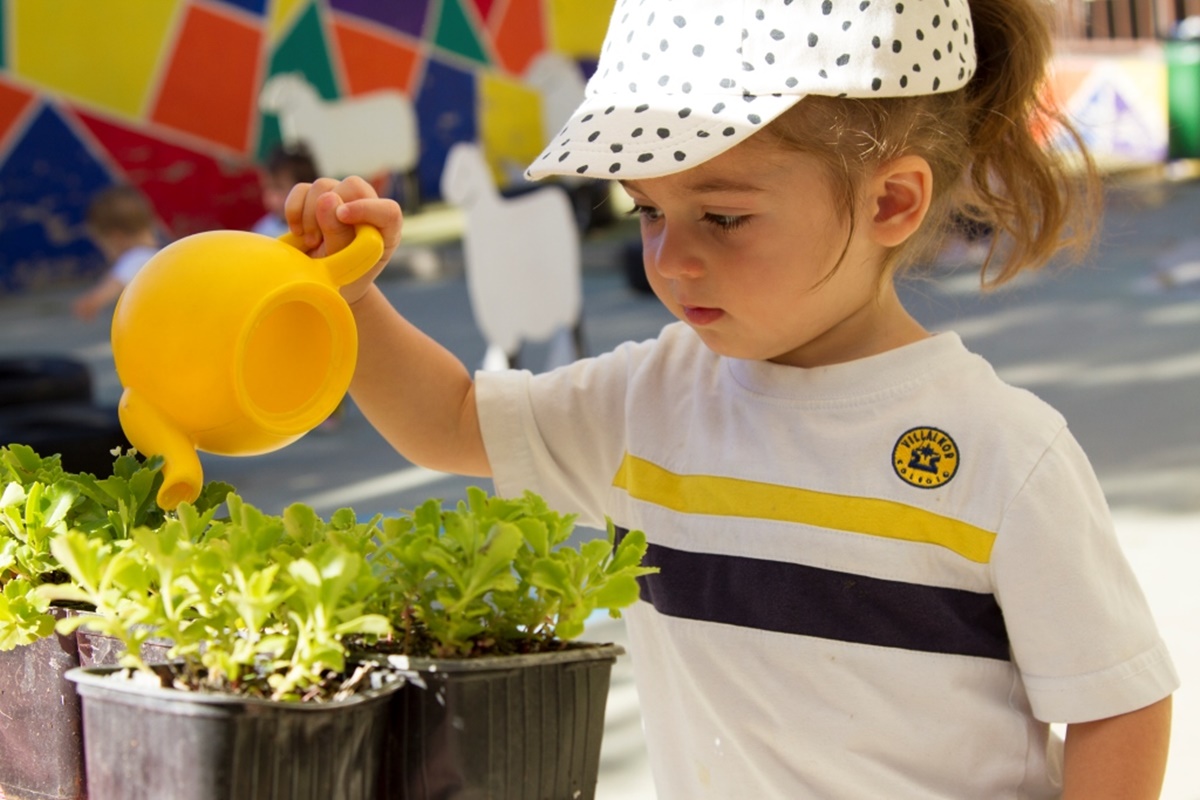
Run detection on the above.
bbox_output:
[278,225,385,288]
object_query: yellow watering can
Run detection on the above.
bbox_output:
[111,225,383,510]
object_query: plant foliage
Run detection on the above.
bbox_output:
[0,444,231,650]
[16,446,656,702]
[369,487,656,658]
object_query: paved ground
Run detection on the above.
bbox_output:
[2,173,1198,798]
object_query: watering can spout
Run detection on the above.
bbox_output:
[118,388,203,511]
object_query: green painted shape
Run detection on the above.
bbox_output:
[255,116,284,164]
[269,3,337,97]
[435,0,489,66]
[257,2,337,161]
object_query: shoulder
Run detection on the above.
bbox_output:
[111,245,159,284]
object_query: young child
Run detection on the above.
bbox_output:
[72,184,160,322]
[253,144,319,238]
[286,0,1178,796]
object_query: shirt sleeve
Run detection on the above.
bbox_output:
[990,428,1179,723]
[111,247,157,285]
[475,343,642,530]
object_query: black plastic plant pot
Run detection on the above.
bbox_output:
[66,664,399,800]
[379,643,624,800]
[0,607,168,800]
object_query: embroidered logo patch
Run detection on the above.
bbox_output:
[893,427,960,489]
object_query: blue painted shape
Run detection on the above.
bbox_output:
[414,58,477,202]
[210,0,267,15]
[330,0,429,37]
[0,104,111,293]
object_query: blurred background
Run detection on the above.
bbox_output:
[1,0,1199,797]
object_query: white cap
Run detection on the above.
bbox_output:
[527,0,976,181]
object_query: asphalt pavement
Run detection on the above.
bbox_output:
[2,172,1198,798]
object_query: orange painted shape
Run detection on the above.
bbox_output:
[0,80,35,145]
[494,0,545,75]
[332,19,421,96]
[151,6,262,152]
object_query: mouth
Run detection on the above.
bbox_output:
[682,305,724,326]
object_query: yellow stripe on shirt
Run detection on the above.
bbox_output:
[612,454,996,563]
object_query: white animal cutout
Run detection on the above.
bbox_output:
[258,73,419,179]
[440,142,583,371]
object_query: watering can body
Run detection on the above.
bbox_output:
[111,226,383,510]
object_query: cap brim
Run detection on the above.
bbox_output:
[526,91,800,181]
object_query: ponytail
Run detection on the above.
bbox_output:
[959,0,1101,284]
[766,0,1101,287]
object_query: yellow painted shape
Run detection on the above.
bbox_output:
[547,0,614,57]
[268,0,309,42]
[613,454,997,563]
[478,72,544,186]
[12,0,181,118]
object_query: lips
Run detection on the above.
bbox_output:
[682,305,724,326]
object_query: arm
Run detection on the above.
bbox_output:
[1062,695,1172,800]
[285,177,491,477]
[72,275,125,321]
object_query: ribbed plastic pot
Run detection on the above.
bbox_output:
[0,607,168,800]
[378,643,624,800]
[67,664,399,800]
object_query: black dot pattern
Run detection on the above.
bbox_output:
[527,0,976,181]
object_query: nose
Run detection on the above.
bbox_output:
[644,222,703,280]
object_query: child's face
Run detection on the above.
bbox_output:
[261,172,294,216]
[620,137,904,368]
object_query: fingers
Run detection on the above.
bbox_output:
[335,195,404,257]
[284,176,399,255]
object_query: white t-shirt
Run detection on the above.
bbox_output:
[111,245,158,285]
[252,213,287,238]
[476,322,1178,799]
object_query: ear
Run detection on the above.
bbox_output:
[868,155,933,248]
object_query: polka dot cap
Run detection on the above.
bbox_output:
[527,0,976,181]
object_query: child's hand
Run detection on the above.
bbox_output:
[284,176,403,303]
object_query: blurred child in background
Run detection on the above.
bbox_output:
[254,144,320,238]
[72,185,160,323]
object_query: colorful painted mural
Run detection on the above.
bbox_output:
[0,0,614,293]
[1050,48,1170,170]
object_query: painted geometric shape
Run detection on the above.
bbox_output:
[332,18,422,96]
[268,3,339,100]
[0,78,36,153]
[547,0,613,57]
[75,109,267,237]
[0,105,113,292]
[267,0,309,41]
[415,58,478,201]
[435,0,490,66]
[1068,73,1166,162]
[11,0,180,119]
[212,0,268,15]
[478,72,544,187]
[329,0,430,38]
[151,5,262,152]
[471,0,497,23]
[493,0,545,75]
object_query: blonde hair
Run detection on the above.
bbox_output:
[86,185,157,237]
[765,0,1100,288]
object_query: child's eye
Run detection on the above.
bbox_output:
[628,204,661,223]
[704,213,749,232]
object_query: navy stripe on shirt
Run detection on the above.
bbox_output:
[616,527,1010,661]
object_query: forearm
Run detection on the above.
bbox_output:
[1062,695,1172,799]
[348,285,491,476]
